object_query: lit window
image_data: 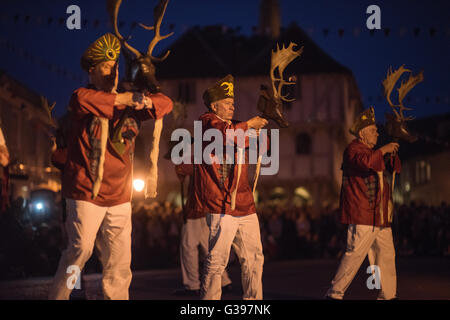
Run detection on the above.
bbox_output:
[415,160,431,184]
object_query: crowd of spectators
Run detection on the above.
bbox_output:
[0,196,448,281]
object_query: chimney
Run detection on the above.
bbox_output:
[259,0,281,39]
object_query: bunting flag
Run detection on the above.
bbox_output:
[0,36,448,105]
[0,12,448,38]
[366,95,449,105]
[0,37,85,82]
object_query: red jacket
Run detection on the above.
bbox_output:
[339,139,401,227]
[175,163,205,220]
[62,87,173,207]
[193,112,257,216]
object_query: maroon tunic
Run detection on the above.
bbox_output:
[193,112,256,216]
[339,139,401,228]
[175,163,205,220]
[62,87,173,207]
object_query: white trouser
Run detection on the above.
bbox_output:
[201,213,264,300]
[48,199,132,300]
[327,224,397,300]
[180,217,232,290]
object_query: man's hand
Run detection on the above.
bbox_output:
[379,142,399,155]
[131,92,153,110]
[140,94,152,110]
[115,92,152,110]
[247,116,268,130]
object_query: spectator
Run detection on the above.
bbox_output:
[1,197,448,280]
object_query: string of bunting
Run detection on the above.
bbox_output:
[366,95,450,105]
[0,37,85,82]
[0,13,174,33]
[0,12,448,38]
[2,36,448,105]
[306,26,450,38]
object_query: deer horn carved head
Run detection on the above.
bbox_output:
[257,42,303,128]
[107,0,174,93]
[383,65,423,143]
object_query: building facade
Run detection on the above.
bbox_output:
[137,24,363,212]
[395,114,450,206]
[0,70,58,201]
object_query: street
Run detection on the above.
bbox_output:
[0,257,448,300]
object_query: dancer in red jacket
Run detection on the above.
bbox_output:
[195,75,268,300]
[326,107,401,300]
[48,33,173,300]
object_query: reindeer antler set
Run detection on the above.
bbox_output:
[383,65,424,143]
[249,42,303,199]
[40,96,57,129]
[257,42,303,128]
[270,42,303,104]
[106,0,174,199]
[380,65,424,223]
[107,0,173,93]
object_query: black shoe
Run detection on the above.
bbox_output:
[173,288,200,296]
[221,284,233,295]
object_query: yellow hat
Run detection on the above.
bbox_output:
[80,33,121,71]
[349,107,376,136]
[202,74,234,107]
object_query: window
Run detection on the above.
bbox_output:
[415,160,431,184]
[295,133,311,155]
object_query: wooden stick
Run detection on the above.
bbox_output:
[253,154,262,194]
[231,147,244,210]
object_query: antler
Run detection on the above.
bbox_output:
[397,71,424,120]
[140,0,174,62]
[107,0,173,62]
[382,65,423,122]
[270,42,303,102]
[107,0,142,58]
[40,96,56,128]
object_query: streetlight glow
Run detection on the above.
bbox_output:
[133,179,145,192]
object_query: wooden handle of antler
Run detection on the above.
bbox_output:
[388,171,396,223]
[231,148,244,210]
[377,171,384,225]
[253,155,263,194]
[145,118,163,198]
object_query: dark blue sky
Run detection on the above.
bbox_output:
[0,0,449,120]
